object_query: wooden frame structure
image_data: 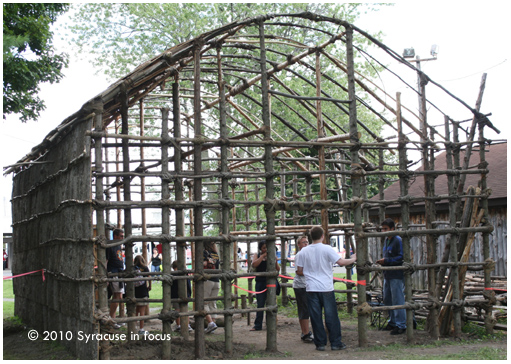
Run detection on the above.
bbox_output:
[7,13,501,359]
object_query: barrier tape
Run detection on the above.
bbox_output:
[485,287,507,291]
[3,269,45,282]
[232,283,266,294]
[333,277,366,286]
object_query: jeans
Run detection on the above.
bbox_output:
[383,278,406,329]
[306,291,342,347]
[254,280,267,330]
[151,265,160,273]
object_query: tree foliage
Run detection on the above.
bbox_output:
[69,3,385,80]
[3,3,69,122]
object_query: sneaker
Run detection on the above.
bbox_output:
[331,342,347,350]
[205,322,218,334]
[188,325,194,332]
[316,346,326,351]
[112,323,122,329]
[173,325,181,332]
[138,329,146,335]
[390,327,406,335]
[301,331,314,343]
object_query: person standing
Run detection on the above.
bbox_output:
[250,241,280,331]
[376,218,406,335]
[150,247,162,273]
[293,236,313,343]
[203,242,220,333]
[133,255,151,334]
[296,226,356,351]
[106,228,125,328]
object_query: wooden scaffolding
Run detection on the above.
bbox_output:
[7,13,502,359]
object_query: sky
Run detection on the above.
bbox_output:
[2,3,509,233]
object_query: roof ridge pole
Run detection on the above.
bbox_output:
[316,50,329,244]
[120,83,136,339]
[417,61,440,339]
[397,93,414,342]
[161,106,172,359]
[192,39,206,360]
[93,104,110,360]
[346,25,367,348]
[217,45,234,356]
[258,18,278,353]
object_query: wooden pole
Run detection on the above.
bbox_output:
[173,77,190,340]
[93,106,110,360]
[161,107,172,359]
[316,51,329,243]
[397,92,414,342]
[120,84,136,338]
[417,61,439,339]
[478,100,493,335]
[139,99,148,264]
[444,115,462,338]
[217,45,234,355]
[192,40,206,360]
[347,25,367,348]
[259,20,278,352]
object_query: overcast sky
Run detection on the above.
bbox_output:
[2,3,509,232]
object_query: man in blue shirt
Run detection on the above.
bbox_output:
[376,218,406,335]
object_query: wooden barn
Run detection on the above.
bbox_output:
[369,142,507,289]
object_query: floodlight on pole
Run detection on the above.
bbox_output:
[403,48,415,58]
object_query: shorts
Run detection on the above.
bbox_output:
[172,302,180,310]
[293,287,310,320]
[204,280,220,314]
[111,281,125,294]
[136,296,149,307]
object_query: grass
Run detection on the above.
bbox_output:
[3,301,15,318]
[3,279,15,318]
[3,279,14,298]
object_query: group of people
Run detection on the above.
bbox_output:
[106,228,151,334]
[106,218,406,345]
[106,229,220,335]
[251,220,406,352]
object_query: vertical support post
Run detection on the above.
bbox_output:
[173,77,189,340]
[120,84,135,337]
[258,19,278,352]
[93,107,110,360]
[217,45,233,355]
[396,93,414,342]
[192,40,206,360]
[340,156,354,313]
[140,99,148,264]
[478,112,493,335]
[316,51,329,242]
[161,107,172,359]
[444,115,462,337]
[346,25,367,347]
[280,171,288,306]
[417,62,439,339]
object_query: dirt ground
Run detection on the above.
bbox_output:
[3,310,507,360]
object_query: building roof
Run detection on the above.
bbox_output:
[371,142,507,212]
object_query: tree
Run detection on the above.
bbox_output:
[69,3,385,80]
[3,3,69,122]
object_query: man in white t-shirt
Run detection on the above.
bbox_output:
[296,226,356,351]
